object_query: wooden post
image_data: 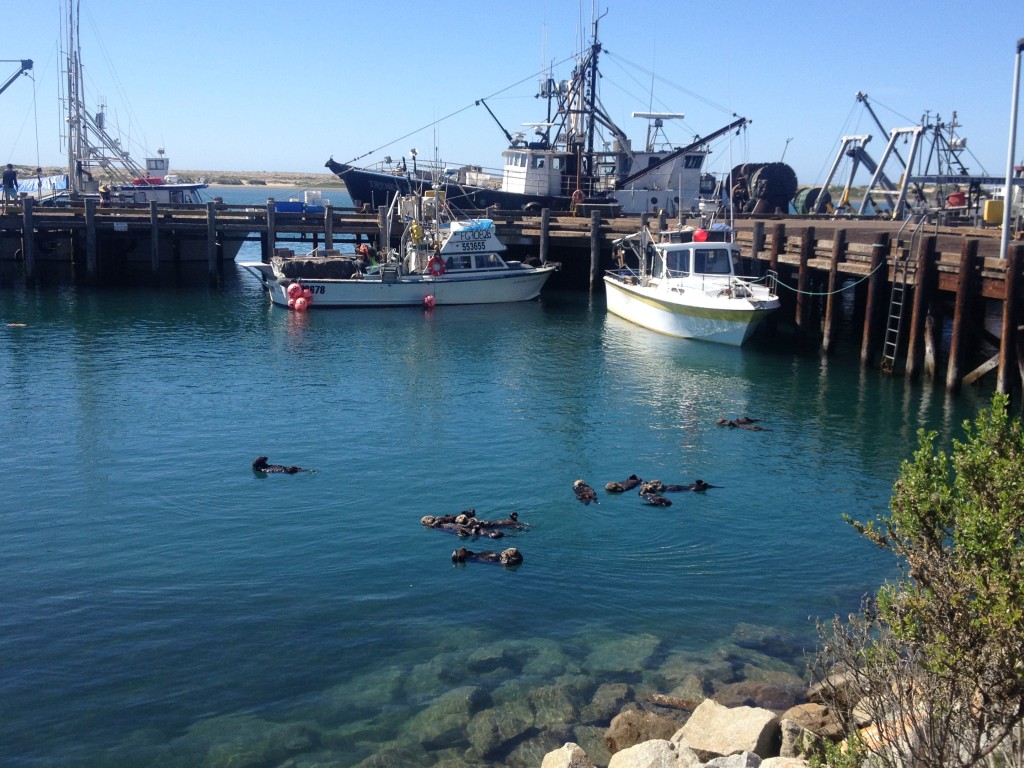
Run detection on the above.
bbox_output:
[266,199,276,258]
[795,226,814,331]
[85,197,98,280]
[860,233,890,367]
[924,314,937,379]
[540,208,550,264]
[377,205,387,252]
[324,204,334,250]
[945,238,979,393]
[997,244,1023,394]
[905,235,937,381]
[149,201,160,274]
[260,231,269,263]
[822,228,846,353]
[21,196,35,280]
[769,223,785,274]
[589,209,602,293]
[206,201,218,280]
[752,221,765,257]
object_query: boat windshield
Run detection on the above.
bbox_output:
[693,248,733,275]
[664,250,690,277]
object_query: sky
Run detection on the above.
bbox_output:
[1,0,1022,189]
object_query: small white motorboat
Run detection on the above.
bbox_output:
[603,224,780,346]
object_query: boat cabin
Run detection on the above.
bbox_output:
[501,148,573,196]
[652,242,742,281]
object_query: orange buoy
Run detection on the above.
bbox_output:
[294,297,309,312]
[287,283,303,300]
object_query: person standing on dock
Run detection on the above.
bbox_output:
[2,164,18,212]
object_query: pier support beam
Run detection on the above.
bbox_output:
[266,200,276,259]
[540,208,550,264]
[206,202,218,282]
[861,233,890,368]
[149,201,160,275]
[997,244,1023,395]
[21,197,35,280]
[905,235,938,381]
[946,238,980,393]
[85,198,98,281]
[795,226,815,333]
[769,223,785,274]
[822,228,846,354]
[589,209,602,293]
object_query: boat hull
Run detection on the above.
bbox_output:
[244,263,557,308]
[603,275,776,346]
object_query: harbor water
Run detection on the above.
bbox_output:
[0,187,992,767]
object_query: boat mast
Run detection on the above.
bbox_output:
[583,12,603,186]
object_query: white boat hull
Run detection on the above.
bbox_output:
[242,263,556,307]
[603,275,776,346]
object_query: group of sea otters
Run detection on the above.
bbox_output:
[251,415,762,568]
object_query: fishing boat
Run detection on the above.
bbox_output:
[241,193,558,308]
[603,225,780,346]
[327,14,748,217]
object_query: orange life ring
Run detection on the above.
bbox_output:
[427,256,446,276]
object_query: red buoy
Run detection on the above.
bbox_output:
[287,283,303,300]
[693,229,708,242]
[294,297,309,312]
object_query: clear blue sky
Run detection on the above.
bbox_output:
[2,0,1022,188]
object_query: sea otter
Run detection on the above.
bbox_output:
[716,416,767,431]
[252,456,314,474]
[640,493,672,506]
[605,474,643,493]
[451,546,523,566]
[421,510,526,538]
[573,480,599,505]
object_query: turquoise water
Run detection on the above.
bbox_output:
[0,187,991,767]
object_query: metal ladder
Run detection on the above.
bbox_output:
[880,213,928,373]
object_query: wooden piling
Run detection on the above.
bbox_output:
[905,235,937,381]
[769,223,785,274]
[796,226,814,331]
[946,238,979,393]
[822,228,846,354]
[21,197,35,280]
[589,209,602,293]
[324,204,334,250]
[206,202,217,280]
[85,198,97,280]
[997,244,1023,395]
[149,201,160,274]
[265,200,276,258]
[860,233,890,368]
[540,208,550,264]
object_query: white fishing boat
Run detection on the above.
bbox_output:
[603,225,780,346]
[241,193,558,309]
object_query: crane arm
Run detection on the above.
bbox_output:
[0,59,33,97]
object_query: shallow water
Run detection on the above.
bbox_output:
[0,187,992,767]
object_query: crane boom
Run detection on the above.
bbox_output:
[0,59,33,97]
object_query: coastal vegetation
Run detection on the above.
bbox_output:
[813,393,1024,767]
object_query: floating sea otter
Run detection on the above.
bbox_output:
[642,479,715,493]
[640,493,672,506]
[451,546,523,566]
[252,456,315,474]
[573,480,599,505]
[716,416,768,431]
[421,510,526,538]
[605,474,643,493]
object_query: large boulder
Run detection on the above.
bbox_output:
[674,699,779,761]
[703,753,761,767]
[606,738,702,768]
[604,709,683,754]
[540,741,596,768]
[778,703,845,740]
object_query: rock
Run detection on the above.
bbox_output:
[761,758,811,768]
[730,623,806,661]
[675,698,779,761]
[404,685,488,750]
[573,724,613,766]
[604,709,683,754]
[712,680,806,711]
[777,703,845,740]
[777,718,825,760]
[806,668,863,711]
[541,742,597,768]
[176,715,321,768]
[585,632,662,675]
[607,738,702,768]
[703,752,762,767]
[466,697,535,760]
[581,683,634,724]
[529,680,583,730]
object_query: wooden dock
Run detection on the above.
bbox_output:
[2,198,1021,396]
